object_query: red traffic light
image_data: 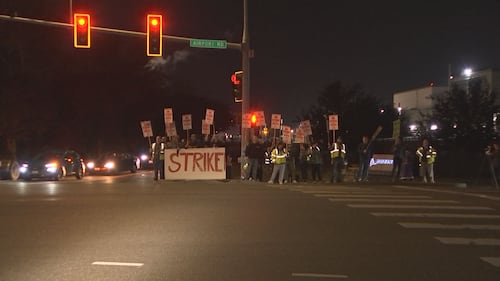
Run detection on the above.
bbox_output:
[251,114,257,124]
[147,14,163,57]
[231,73,241,85]
[73,13,91,48]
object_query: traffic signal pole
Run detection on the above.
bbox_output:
[240,0,250,178]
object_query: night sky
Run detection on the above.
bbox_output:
[3,0,500,122]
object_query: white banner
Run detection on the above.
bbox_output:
[300,120,313,136]
[166,122,177,137]
[282,125,291,144]
[205,109,215,125]
[329,114,339,131]
[182,114,192,130]
[202,119,211,135]
[294,127,305,143]
[271,114,281,129]
[165,147,226,180]
[255,111,266,127]
[140,121,153,137]
[242,113,252,129]
[164,108,173,124]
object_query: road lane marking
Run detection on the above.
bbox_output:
[371,212,500,219]
[326,195,431,198]
[481,257,500,267]
[393,185,500,201]
[399,222,500,230]
[92,261,144,267]
[292,273,348,279]
[311,191,412,195]
[434,237,500,246]
[348,204,494,210]
[329,199,459,203]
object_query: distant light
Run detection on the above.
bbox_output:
[453,124,458,129]
[429,82,435,87]
[463,68,472,78]
[409,125,417,131]
[430,124,438,131]
[379,109,385,114]
[449,75,454,80]
[397,107,402,114]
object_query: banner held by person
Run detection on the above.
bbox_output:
[165,147,226,180]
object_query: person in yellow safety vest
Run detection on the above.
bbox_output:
[151,136,165,181]
[416,138,437,183]
[267,142,288,184]
[330,136,347,183]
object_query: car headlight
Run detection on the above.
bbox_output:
[20,164,28,173]
[140,154,149,161]
[104,161,115,169]
[45,162,59,173]
[86,162,95,169]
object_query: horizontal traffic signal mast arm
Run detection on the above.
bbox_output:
[0,14,242,50]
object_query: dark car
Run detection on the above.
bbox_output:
[86,152,139,175]
[19,150,85,181]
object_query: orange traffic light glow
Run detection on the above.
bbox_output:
[251,114,257,124]
[147,14,163,57]
[73,13,91,48]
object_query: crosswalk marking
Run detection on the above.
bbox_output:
[371,212,500,219]
[435,237,500,246]
[480,257,500,268]
[312,192,413,196]
[329,198,458,203]
[349,204,494,210]
[398,222,500,230]
[324,194,431,198]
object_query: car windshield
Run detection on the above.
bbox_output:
[32,151,63,161]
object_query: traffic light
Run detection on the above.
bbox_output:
[251,113,257,126]
[231,70,243,102]
[74,13,90,48]
[147,14,163,56]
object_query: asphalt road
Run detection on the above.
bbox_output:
[0,172,499,281]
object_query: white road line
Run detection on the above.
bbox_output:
[326,195,431,198]
[398,222,500,230]
[371,212,500,219]
[292,273,348,279]
[393,185,500,202]
[300,189,374,194]
[311,191,411,195]
[348,204,494,210]
[434,237,500,246]
[329,199,459,203]
[92,261,144,267]
[481,257,500,267]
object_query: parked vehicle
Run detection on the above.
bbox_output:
[86,152,139,175]
[0,137,20,180]
[19,150,85,181]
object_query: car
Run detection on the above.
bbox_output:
[0,137,20,180]
[19,150,85,181]
[86,152,139,175]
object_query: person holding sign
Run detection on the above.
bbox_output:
[267,142,288,184]
[357,136,372,182]
[152,136,165,181]
[330,136,346,183]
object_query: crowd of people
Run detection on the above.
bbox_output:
[150,132,440,184]
[242,135,439,185]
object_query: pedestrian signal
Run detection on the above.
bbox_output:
[231,70,243,102]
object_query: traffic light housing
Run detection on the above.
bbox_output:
[74,13,90,48]
[231,70,243,102]
[147,14,163,56]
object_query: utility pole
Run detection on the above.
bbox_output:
[240,0,250,176]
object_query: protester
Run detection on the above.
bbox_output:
[357,135,372,182]
[268,142,288,184]
[330,136,346,183]
[416,138,437,183]
[308,141,323,182]
[391,136,404,182]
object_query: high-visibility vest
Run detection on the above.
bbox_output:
[416,146,436,164]
[152,142,165,160]
[271,148,287,165]
[330,143,346,159]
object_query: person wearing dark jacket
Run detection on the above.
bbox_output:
[357,136,372,182]
[245,136,264,181]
